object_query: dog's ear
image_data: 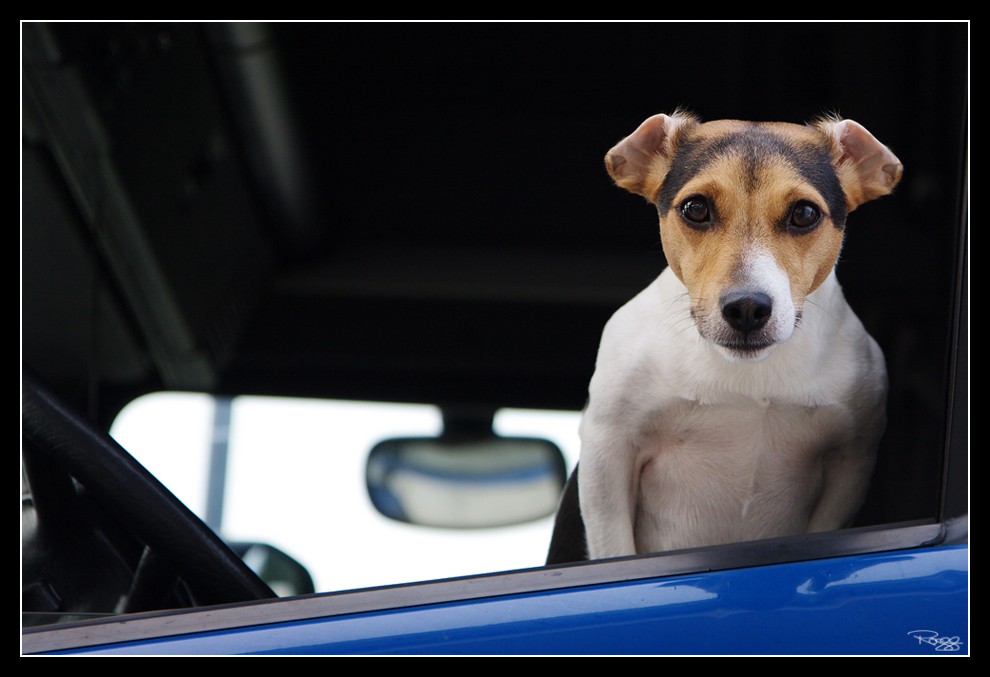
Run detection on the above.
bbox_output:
[606,111,696,198]
[817,118,903,211]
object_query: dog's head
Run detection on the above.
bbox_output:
[606,111,902,361]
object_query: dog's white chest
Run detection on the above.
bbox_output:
[631,397,846,553]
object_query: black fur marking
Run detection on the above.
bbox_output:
[656,126,847,228]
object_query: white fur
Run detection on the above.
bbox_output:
[578,266,887,559]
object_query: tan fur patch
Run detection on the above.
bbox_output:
[606,114,901,311]
[659,151,844,312]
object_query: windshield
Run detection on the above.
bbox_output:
[110,394,580,593]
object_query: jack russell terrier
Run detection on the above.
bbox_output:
[573,111,901,560]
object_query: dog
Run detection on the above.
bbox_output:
[573,111,900,560]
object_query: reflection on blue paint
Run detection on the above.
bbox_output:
[61,544,967,656]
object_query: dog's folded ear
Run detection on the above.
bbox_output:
[606,111,697,198]
[817,118,903,211]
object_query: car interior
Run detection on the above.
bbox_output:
[22,22,967,633]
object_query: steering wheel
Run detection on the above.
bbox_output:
[22,368,276,613]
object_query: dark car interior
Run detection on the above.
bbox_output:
[22,22,968,629]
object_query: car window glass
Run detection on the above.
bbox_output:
[110,394,580,593]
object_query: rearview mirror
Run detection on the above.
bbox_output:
[366,424,567,529]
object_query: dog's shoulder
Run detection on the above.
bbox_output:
[586,268,688,406]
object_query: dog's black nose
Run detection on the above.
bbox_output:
[721,291,773,334]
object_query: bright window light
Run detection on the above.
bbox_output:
[110,394,580,593]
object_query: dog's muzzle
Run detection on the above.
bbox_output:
[692,290,780,360]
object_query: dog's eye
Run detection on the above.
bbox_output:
[681,196,711,225]
[789,201,821,229]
